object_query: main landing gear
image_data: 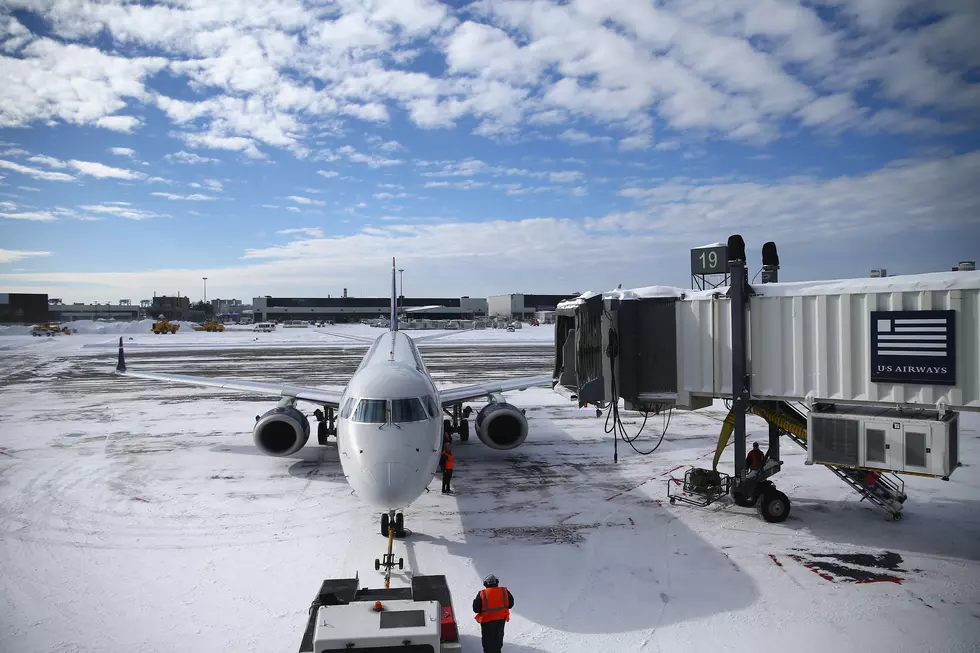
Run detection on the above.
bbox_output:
[313,407,336,445]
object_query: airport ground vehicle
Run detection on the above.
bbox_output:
[297,575,460,652]
[191,320,225,332]
[151,319,180,334]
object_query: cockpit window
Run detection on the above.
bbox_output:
[422,395,439,418]
[341,397,355,419]
[352,399,387,423]
[391,398,427,423]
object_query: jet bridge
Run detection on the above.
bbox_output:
[554,235,979,520]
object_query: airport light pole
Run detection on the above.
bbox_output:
[202,277,208,304]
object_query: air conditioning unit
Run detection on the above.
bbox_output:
[806,405,959,479]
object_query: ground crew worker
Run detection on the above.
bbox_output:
[440,442,454,494]
[746,442,765,471]
[473,574,514,653]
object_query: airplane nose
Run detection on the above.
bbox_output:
[362,462,411,508]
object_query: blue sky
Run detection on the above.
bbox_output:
[1,0,979,303]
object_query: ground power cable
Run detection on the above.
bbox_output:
[601,322,671,461]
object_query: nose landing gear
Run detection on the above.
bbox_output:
[375,510,405,589]
[379,510,406,538]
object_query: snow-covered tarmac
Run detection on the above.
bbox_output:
[1,325,979,652]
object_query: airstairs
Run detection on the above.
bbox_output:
[749,401,907,519]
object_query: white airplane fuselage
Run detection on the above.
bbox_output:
[335,330,445,512]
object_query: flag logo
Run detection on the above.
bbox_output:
[871,310,955,385]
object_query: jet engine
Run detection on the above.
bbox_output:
[253,405,310,456]
[475,402,528,450]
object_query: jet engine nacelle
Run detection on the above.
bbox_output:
[475,402,528,450]
[253,405,310,456]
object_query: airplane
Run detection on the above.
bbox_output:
[114,259,554,538]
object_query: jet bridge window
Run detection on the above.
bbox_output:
[352,399,387,423]
[392,398,427,423]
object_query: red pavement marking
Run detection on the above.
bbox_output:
[768,554,783,567]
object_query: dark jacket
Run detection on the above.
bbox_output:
[473,587,514,614]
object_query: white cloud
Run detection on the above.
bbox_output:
[277,227,324,238]
[80,204,164,220]
[285,206,302,213]
[286,195,325,206]
[559,129,614,145]
[336,145,403,168]
[373,192,409,199]
[377,182,405,189]
[0,147,28,156]
[69,160,146,180]
[316,170,339,178]
[548,170,584,183]
[18,186,41,192]
[95,116,142,132]
[0,210,57,221]
[1,0,974,164]
[190,179,223,192]
[0,159,76,181]
[166,151,220,164]
[26,155,69,168]
[0,249,51,263]
[620,134,653,151]
[181,132,264,159]
[0,38,165,131]
[596,151,980,243]
[152,192,217,201]
[110,147,136,158]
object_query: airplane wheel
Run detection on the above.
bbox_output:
[759,489,790,523]
[394,513,404,534]
[458,419,469,442]
[317,421,328,445]
[398,558,404,570]
[381,513,390,537]
[375,559,380,570]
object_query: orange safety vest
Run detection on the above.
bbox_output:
[475,586,510,623]
[444,452,455,470]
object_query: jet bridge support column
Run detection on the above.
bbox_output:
[729,236,749,481]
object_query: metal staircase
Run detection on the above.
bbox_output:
[749,401,907,519]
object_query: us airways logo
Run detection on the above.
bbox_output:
[870,310,955,386]
[876,365,949,375]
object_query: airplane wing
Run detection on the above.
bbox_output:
[113,338,343,408]
[410,328,476,344]
[438,374,554,407]
[313,329,375,345]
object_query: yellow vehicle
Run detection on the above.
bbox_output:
[31,323,72,336]
[151,318,180,334]
[191,320,225,332]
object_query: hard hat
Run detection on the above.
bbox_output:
[483,574,499,587]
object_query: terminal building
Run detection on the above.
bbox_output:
[48,299,139,321]
[252,295,488,323]
[487,293,579,322]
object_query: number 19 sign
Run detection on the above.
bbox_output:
[690,244,728,276]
